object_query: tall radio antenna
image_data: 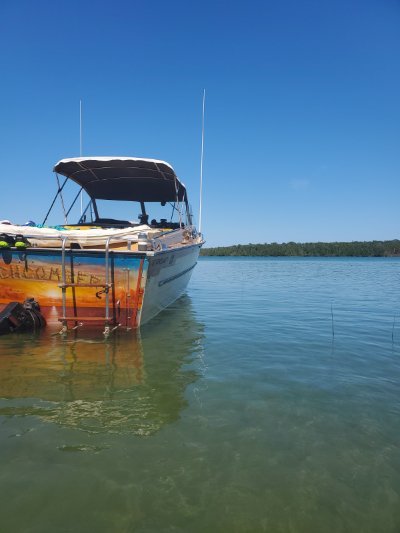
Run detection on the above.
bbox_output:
[199,89,205,234]
[80,99,83,157]
[79,99,83,215]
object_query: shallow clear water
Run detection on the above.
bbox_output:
[0,257,400,532]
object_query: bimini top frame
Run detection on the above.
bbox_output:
[53,157,187,203]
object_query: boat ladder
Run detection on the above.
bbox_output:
[58,236,116,336]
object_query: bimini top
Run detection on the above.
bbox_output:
[53,157,187,203]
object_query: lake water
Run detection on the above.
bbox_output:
[0,257,400,532]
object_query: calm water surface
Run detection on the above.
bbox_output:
[0,257,400,532]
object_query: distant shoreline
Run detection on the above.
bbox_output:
[200,240,400,257]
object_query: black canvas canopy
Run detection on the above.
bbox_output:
[53,157,187,203]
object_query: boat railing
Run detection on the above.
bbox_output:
[60,233,143,335]
[14,233,141,336]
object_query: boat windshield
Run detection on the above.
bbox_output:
[79,199,185,229]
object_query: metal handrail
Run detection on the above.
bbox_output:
[105,236,111,324]
[15,232,141,247]
[61,236,68,325]
[59,233,140,334]
[16,232,139,334]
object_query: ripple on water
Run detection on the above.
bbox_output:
[0,258,399,531]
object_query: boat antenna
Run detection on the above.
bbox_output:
[199,89,205,235]
[79,99,83,216]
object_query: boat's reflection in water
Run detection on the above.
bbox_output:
[0,295,204,436]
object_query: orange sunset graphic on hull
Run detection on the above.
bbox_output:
[0,253,146,311]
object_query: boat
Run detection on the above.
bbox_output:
[0,157,204,334]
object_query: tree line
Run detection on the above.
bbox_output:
[200,240,400,257]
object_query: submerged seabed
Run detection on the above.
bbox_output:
[0,257,399,532]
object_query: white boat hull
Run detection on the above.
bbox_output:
[140,244,201,325]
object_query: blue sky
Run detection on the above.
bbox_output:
[1,0,399,247]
